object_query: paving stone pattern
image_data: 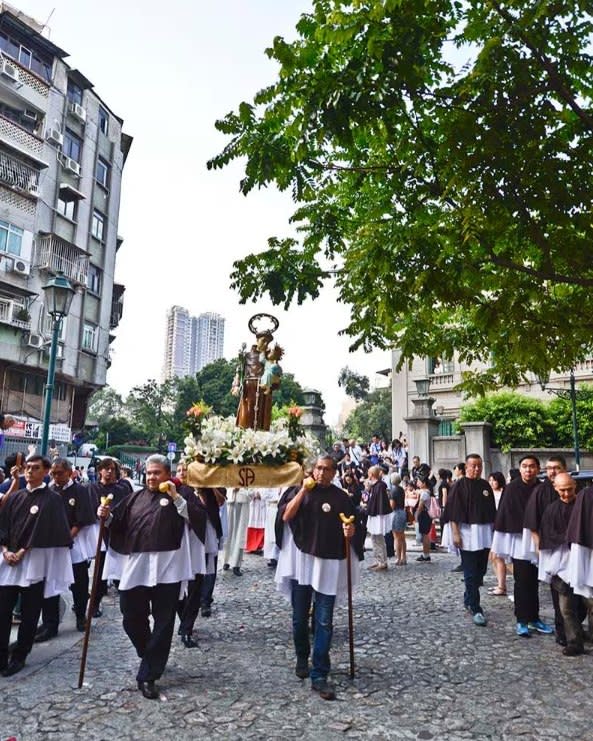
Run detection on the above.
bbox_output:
[0,545,591,741]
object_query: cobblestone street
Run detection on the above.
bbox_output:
[1,543,591,741]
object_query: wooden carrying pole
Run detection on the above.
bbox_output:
[339,513,355,679]
[78,494,112,688]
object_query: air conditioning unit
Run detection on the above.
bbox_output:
[68,102,86,123]
[58,153,80,175]
[27,333,43,348]
[12,259,30,276]
[0,59,18,83]
[46,127,63,146]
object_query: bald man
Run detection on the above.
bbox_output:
[538,473,586,656]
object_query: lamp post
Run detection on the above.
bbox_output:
[40,272,75,456]
[538,369,581,472]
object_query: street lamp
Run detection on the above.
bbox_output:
[538,369,581,472]
[40,272,75,456]
[413,377,431,397]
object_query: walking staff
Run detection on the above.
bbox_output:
[339,512,355,679]
[78,493,112,688]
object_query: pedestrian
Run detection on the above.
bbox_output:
[487,471,508,597]
[223,487,250,576]
[275,455,363,701]
[366,466,391,571]
[389,473,407,565]
[0,455,73,676]
[447,454,496,627]
[35,458,97,641]
[491,455,554,637]
[415,475,433,562]
[538,473,586,656]
[98,454,193,699]
[565,482,593,637]
[245,490,266,554]
[263,487,282,567]
[197,485,225,616]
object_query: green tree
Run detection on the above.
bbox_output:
[273,372,306,407]
[548,386,593,452]
[209,1,593,394]
[87,386,125,424]
[194,358,238,417]
[338,366,369,401]
[458,392,554,452]
[127,379,177,447]
[342,387,391,442]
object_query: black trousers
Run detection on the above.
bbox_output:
[551,582,588,642]
[512,558,540,623]
[200,555,218,608]
[119,582,180,682]
[0,581,45,666]
[41,560,90,629]
[177,574,204,635]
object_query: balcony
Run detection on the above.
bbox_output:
[0,114,46,165]
[34,233,89,285]
[0,295,30,330]
[428,372,455,387]
[110,282,125,329]
[0,149,40,196]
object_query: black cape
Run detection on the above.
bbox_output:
[199,488,224,539]
[523,479,559,533]
[51,481,97,529]
[494,478,538,533]
[367,480,390,516]
[447,477,496,525]
[89,481,131,510]
[290,483,364,561]
[179,484,207,543]
[108,488,186,555]
[0,485,72,551]
[275,486,300,547]
[539,498,575,551]
[566,486,593,548]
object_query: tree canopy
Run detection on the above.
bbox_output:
[342,386,391,442]
[338,366,370,400]
[209,0,593,394]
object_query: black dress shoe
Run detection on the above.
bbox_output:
[180,634,198,648]
[76,617,87,632]
[311,678,336,700]
[223,563,230,571]
[232,567,242,576]
[93,607,103,618]
[137,680,160,699]
[267,559,278,568]
[562,644,585,657]
[295,658,309,679]
[201,606,211,618]
[2,659,26,677]
[34,627,58,643]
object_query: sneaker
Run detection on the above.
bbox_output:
[528,620,554,635]
[473,612,487,627]
[516,622,530,637]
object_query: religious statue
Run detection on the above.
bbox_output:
[233,314,282,431]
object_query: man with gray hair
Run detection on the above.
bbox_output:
[98,454,193,700]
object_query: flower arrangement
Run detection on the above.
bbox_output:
[185,401,212,438]
[183,414,319,467]
[286,405,304,441]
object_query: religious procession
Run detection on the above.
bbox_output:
[1,314,593,721]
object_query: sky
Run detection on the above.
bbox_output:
[15,0,391,426]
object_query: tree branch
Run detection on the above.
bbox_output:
[490,0,593,133]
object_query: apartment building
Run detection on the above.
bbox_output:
[163,307,225,380]
[0,3,131,448]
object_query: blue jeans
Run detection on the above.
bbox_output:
[290,580,335,684]
[460,548,489,614]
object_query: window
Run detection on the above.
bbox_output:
[428,357,454,375]
[18,47,31,68]
[63,129,82,163]
[0,33,52,81]
[91,210,105,241]
[67,81,83,105]
[98,107,109,136]
[87,264,102,295]
[82,323,98,352]
[56,195,77,221]
[0,220,23,256]
[95,158,109,188]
